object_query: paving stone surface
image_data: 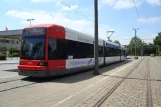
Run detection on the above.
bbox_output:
[100,57,148,107]
[100,79,147,107]
[150,57,161,107]
[151,81,161,107]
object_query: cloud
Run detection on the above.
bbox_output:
[100,0,115,5]
[5,10,91,27]
[6,9,117,43]
[114,0,141,9]
[138,17,161,23]
[114,0,133,9]
[100,0,144,9]
[146,0,161,6]
[32,0,79,12]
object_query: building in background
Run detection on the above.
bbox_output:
[0,29,22,50]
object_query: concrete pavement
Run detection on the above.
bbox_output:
[0,57,19,64]
[0,63,20,83]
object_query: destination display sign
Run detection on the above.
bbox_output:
[23,28,46,36]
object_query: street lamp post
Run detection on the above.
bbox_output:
[133,28,139,56]
[93,0,99,75]
[27,19,34,26]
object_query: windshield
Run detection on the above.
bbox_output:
[21,37,45,60]
[20,28,46,60]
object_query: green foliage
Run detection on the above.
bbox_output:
[143,43,156,56]
[9,48,20,57]
[12,53,19,57]
[127,36,143,56]
[0,52,6,60]
[0,52,6,56]
[153,32,161,55]
[158,46,161,56]
[154,32,161,45]
[114,40,121,45]
[9,48,19,54]
[127,36,156,56]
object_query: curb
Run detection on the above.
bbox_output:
[0,62,19,65]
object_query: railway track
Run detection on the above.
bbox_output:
[0,77,37,93]
[0,74,71,93]
[0,76,56,93]
[0,78,22,84]
[94,57,145,107]
[147,58,152,107]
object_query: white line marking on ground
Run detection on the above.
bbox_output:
[0,75,18,79]
[96,61,135,84]
[52,60,136,107]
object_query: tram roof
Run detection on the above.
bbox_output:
[25,24,63,29]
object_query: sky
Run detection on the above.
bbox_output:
[0,0,161,45]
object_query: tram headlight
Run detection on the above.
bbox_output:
[37,62,48,66]
[19,61,23,65]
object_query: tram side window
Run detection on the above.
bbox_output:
[105,47,120,57]
[116,49,121,56]
[66,40,78,59]
[105,47,109,57]
[78,42,94,58]
[110,48,115,56]
[109,47,114,56]
[115,48,121,56]
[88,44,94,58]
[110,48,120,56]
[99,46,103,57]
[66,40,94,59]
[48,38,67,60]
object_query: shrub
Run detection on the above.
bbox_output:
[12,53,19,57]
[0,52,6,60]
[9,48,20,55]
[9,48,20,57]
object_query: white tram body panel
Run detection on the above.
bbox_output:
[65,27,104,69]
[64,27,124,70]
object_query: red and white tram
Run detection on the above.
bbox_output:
[18,24,126,77]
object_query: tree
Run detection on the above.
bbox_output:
[154,32,161,55]
[143,43,156,56]
[114,40,121,45]
[127,36,142,56]
[9,48,20,57]
[127,35,158,56]
[154,32,161,46]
